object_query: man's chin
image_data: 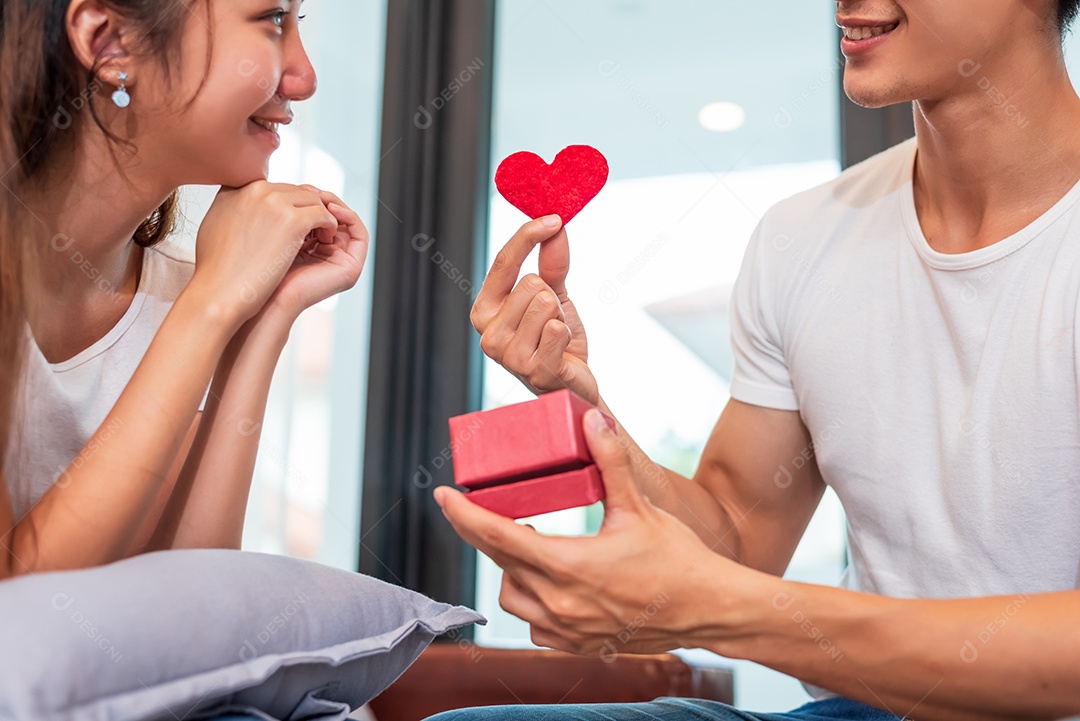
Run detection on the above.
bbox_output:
[843,76,912,110]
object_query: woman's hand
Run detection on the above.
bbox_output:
[471,216,598,405]
[435,409,757,657]
[190,182,339,330]
[263,186,369,321]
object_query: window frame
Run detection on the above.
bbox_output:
[360,0,496,609]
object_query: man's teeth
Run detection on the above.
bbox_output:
[251,118,278,133]
[843,23,898,40]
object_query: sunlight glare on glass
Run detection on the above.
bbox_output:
[698,101,746,132]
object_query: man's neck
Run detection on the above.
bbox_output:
[912,54,1080,255]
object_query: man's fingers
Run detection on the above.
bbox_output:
[473,217,563,330]
[434,486,549,573]
[499,571,555,626]
[522,319,574,388]
[481,278,561,366]
[508,318,573,390]
[502,292,563,368]
[582,409,648,515]
[537,227,570,300]
[535,318,573,367]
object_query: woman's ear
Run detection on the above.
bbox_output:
[66,0,136,90]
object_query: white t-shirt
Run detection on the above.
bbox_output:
[5,243,199,520]
[730,137,1080,600]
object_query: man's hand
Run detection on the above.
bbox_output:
[471,216,598,404]
[435,408,760,656]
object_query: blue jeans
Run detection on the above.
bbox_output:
[425,696,903,721]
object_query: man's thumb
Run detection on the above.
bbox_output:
[583,409,646,512]
[537,227,570,299]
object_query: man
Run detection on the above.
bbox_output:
[432,1,1080,719]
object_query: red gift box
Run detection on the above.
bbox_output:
[448,390,605,519]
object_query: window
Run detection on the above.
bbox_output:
[476,0,845,709]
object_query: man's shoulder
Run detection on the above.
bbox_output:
[761,137,916,233]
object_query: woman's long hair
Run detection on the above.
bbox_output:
[0,0,197,488]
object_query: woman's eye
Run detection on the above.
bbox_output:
[266,9,287,27]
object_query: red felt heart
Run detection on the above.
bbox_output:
[494,145,609,224]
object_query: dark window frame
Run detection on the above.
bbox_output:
[360,0,496,609]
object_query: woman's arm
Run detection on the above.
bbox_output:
[151,190,367,550]
[0,183,339,579]
[0,288,234,576]
[127,412,201,555]
[150,305,291,549]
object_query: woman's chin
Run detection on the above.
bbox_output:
[207,164,270,189]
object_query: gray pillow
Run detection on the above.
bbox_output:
[0,549,484,721]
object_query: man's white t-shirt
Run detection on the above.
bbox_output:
[730,136,1080,601]
[5,243,198,521]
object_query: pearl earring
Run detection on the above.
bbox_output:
[112,72,131,109]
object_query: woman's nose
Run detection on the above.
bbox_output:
[279,30,317,102]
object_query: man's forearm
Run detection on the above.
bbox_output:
[643,462,746,561]
[155,305,293,549]
[595,395,741,557]
[700,573,1080,721]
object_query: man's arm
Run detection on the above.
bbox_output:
[438,408,1080,721]
[698,575,1080,721]
[612,397,826,576]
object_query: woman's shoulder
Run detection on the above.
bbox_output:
[142,238,195,302]
[147,236,195,266]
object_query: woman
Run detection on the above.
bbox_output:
[0,0,367,578]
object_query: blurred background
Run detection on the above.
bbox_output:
[476,1,840,708]
[169,0,1080,710]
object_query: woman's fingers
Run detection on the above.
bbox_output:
[288,188,369,276]
[299,204,339,248]
[284,185,329,208]
[323,202,370,271]
[296,185,367,244]
[328,202,364,237]
[299,186,356,222]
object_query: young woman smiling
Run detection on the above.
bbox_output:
[0,0,368,579]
